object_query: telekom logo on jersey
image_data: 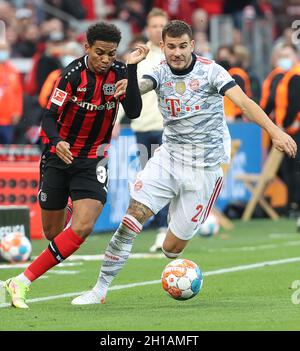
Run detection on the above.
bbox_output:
[165,98,200,117]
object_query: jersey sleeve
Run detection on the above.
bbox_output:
[46,74,74,114]
[142,64,162,90]
[209,62,236,96]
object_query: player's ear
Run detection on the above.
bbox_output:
[84,42,90,54]
[159,40,164,51]
[190,39,195,51]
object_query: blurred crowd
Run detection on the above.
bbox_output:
[0,0,300,217]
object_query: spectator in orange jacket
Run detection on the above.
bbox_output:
[0,42,23,144]
[216,45,252,121]
[260,45,297,118]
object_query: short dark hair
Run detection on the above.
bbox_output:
[162,20,193,41]
[86,22,121,46]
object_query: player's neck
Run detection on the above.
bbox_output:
[169,52,196,76]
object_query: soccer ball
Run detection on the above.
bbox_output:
[161,259,203,300]
[0,232,32,263]
[195,213,220,237]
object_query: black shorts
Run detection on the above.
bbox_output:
[39,153,108,210]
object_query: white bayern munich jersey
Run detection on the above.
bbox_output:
[143,54,236,168]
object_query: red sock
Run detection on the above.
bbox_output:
[24,227,84,282]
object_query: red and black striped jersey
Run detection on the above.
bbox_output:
[45,55,129,158]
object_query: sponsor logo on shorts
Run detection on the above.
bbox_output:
[77,87,87,92]
[40,192,47,202]
[51,88,68,106]
[134,180,143,191]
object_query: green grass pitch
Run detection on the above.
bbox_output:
[1,218,300,331]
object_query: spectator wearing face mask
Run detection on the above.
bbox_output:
[260,45,297,118]
[0,42,23,144]
[38,41,84,148]
[38,41,84,108]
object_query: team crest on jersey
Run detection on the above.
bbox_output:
[175,81,186,95]
[189,79,200,91]
[51,88,68,106]
[103,84,116,95]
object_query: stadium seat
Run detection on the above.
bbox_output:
[212,139,242,230]
[235,145,284,221]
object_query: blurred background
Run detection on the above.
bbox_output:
[0,0,300,239]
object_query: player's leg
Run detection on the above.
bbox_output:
[39,148,73,235]
[41,209,67,240]
[161,230,189,258]
[5,198,103,308]
[71,199,154,305]
[5,157,105,308]
[161,168,224,258]
[148,132,169,252]
[5,160,70,308]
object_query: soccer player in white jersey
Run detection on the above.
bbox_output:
[72,20,297,305]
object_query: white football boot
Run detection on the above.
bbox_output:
[71,290,105,305]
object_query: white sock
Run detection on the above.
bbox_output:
[16,273,32,287]
[93,214,143,298]
[161,247,181,259]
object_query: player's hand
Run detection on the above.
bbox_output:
[114,79,128,98]
[271,129,297,158]
[56,141,74,164]
[127,44,149,65]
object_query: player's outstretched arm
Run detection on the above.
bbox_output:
[120,44,150,119]
[225,85,297,158]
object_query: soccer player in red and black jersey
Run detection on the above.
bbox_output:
[4,22,149,308]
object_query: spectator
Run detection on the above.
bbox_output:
[154,0,197,24]
[117,0,147,34]
[274,45,300,222]
[234,44,261,103]
[14,23,40,58]
[0,41,23,144]
[191,8,209,36]
[223,0,251,29]
[216,45,253,121]
[44,0,86,20]
[0,1,16,26]
[25,31,64,95]
[260,45,296,118]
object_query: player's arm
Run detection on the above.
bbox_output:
[121,44,150,119]
[225,85,297,158]
[138,77,155,95]
[42,76,74,164]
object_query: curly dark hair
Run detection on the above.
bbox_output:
[86,22,121,46]
[162,20,193,41]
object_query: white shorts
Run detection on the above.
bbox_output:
[130,145,223,240]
